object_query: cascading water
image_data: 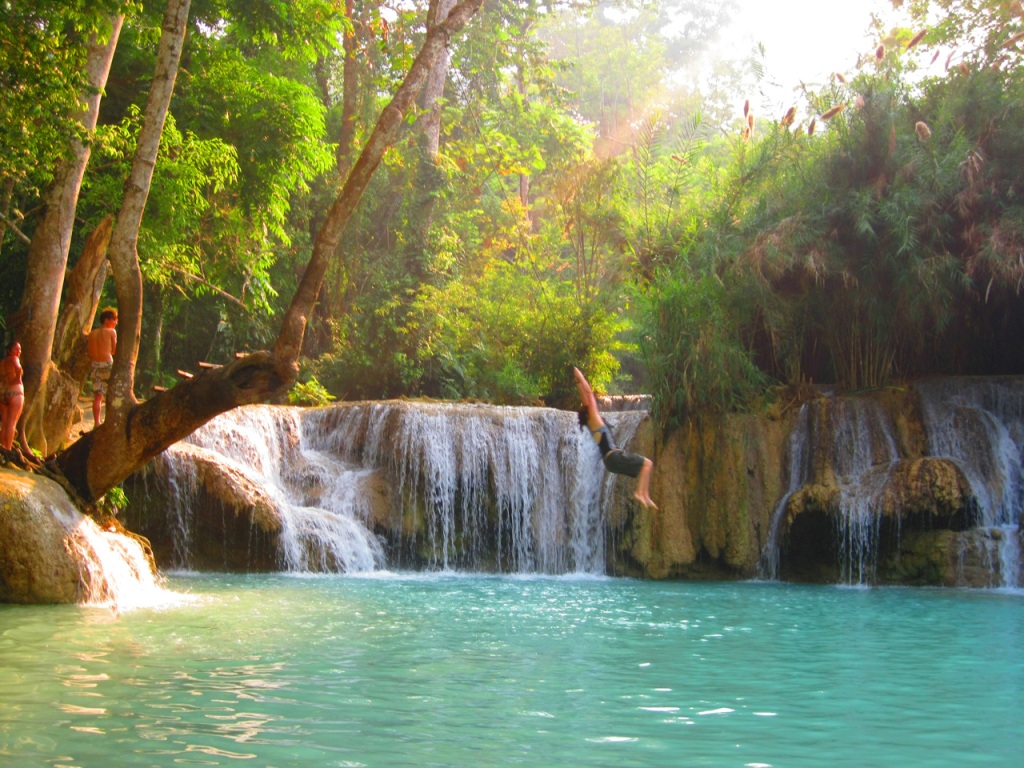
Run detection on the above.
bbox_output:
[759,396,901,585]
[303,402,636,574]
[56,509,168,610]
[761,379,1024,587]
[177,406,385,573]
[827,397,901,585]
[918,378,1024,588]
[759,403,811,580]
[163,401,641,576]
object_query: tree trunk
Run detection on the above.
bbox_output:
[0,177,15,252]
[55,0,485,503]
[56,351,295,499]
[275,0,485,362]
[407,0,458,273]
[53,216,114,374]
[36,216,114,451]
[306,0,361,358]
[516,58,531,214]
[105,0,191,429]
[336,0,359,180]
[422,0,457,162]
[14,14,123,455]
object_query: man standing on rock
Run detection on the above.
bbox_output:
[87,308,117,426]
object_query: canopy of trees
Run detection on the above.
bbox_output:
[2,0,1023,494]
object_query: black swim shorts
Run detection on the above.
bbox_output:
[603,448,646,478]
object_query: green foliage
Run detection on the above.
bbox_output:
[9,0,1024,444]
[0,1,123,189]
[636,267,767,431]
[96,486,128,516]
[407,257,628,404]
[288,375,336,407]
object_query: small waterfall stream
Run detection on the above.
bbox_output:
[760,397,900,585]
[918,378,1024,587]
[759,404,810,580]
[163,401,644,575]
[828,398,901,585]
[760,379,1024,587]
[57,510,168,610]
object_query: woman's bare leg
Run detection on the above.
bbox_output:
[1,394,23,450]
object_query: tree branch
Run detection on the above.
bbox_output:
[163,263,246,308]
[0,212,31,245]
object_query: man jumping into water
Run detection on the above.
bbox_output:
[573,366,656,508]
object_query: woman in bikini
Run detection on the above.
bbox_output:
[0,340,25,451]
[573,366,656,508]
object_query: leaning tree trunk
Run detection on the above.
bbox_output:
[407,0,458,272]
[275,0,485,361]
[38,216,114,451]
[15,14,123,455]
[56,0,485,504]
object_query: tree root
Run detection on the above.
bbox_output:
[0,446,43,471]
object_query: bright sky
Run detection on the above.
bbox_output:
[722,0,909,105]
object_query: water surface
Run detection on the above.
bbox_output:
[1,575,1021,767]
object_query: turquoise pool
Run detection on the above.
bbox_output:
[1,575,1021,767]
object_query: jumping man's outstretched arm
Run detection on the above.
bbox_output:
[573,367,604,431]
[574,366,657,509]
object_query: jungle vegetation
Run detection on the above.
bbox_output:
[2,0,1023,480]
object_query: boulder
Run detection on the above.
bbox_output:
[0,467,155,604]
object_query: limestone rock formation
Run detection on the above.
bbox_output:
[0,468,84,603]
[124,443,283,571]
[116,380,1023,587]
[0,467,157,604]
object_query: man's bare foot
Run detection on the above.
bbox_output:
[633,491,657,509]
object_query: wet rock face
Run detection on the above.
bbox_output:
[891,527,1024,588]
[117,379,1024,586]
[635,383,1022,586]
[122,445,285,572]
[0,469,84,603]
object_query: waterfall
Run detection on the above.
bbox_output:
[760,396,900,585]
[918,378,1024,587]
[180,406,385,573]
[827,397,901,585]
[163,401,639,575]
[57,509,169,610]
[762,379,1024,588]
[162,450,198,570]
[759,403,811,580]
[303,402,632,574]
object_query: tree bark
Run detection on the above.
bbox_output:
[336,0,359,180]
[0,177,15,252]
[53,216,114,374]
[407,0,458,270]
[105,0,191,429]
[275,0,485,363]
[57,351,294,499]
[37,216,115,451]
[14,13,124,455]
[422,0,458,162]
[55,0,485,504]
